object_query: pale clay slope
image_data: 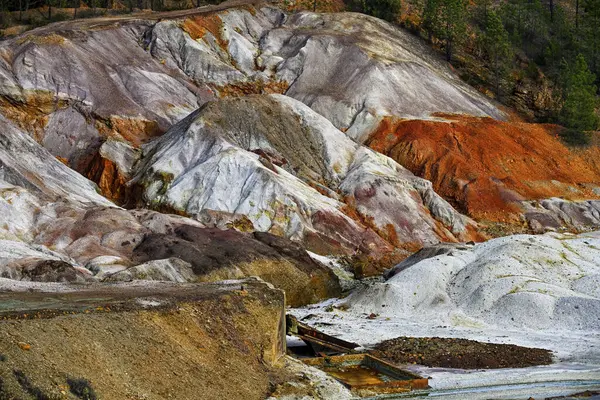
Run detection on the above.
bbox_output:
[262,11,505,141]
[7,4,595,246]
[0,5,490,253]
[291,232,600,366]
[0,113,112,246]
[5,3,594,236]
[0,5,504,168]
[151,6,504,140]
[133,94,477,254]
[0,5,597,392]
[291,232,600,363]
[0,20,208,166]
[0,114,111,206]
[349,232,600,331]
[0,114,341,305]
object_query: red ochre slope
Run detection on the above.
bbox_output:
[366,115,600,223]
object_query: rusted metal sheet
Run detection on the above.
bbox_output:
[286,314,359,355]
[303,354,429,395]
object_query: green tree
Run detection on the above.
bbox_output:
[482,10,513,97]
[581,0,600,78]
[500,0,549,56]
[421,0,439,42]
[542,6,578,82]
[421,0,468,61]
[347,0,402,22]
[559,54,599,143]
[440,0,468,61]
[473,0,492,27]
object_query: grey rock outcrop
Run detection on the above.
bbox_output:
[132,94,481,254]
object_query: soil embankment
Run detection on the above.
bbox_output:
[0,279,286,400]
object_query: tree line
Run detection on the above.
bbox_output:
[0,0,220,25]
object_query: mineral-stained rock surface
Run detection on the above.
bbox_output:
[0,3,496,253]
[366,115,600,227]
[0,195,341,305]
[129,225,341,306]
[0,18,209,170]
[0,5,598,385]
[132,94,481,254]
[0,2,594,240]
[0,111,340,306]
[0,0,597,304]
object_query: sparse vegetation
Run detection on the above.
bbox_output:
[0,376,11,400]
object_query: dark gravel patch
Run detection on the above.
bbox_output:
[371,336,553,369]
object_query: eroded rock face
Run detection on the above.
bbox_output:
[366,115,600,226]
[0,3,593,237]
[19,204,341,305]
[0,117,340,305]
[0,1,598,315]
[260,12,505,139]
[0,114,111,206]
[132,95,480,254]
[104,258,196,283]
[131,226,341,306]
[0,22,207,146]
[0,199,341,305]
[0,240,89,282]
[0,4,504,187]
[151,6,504,135]
[523,198,600,233]
[0,3,595,237]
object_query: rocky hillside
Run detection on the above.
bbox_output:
[367,116,600,229]
[131,94,479,253]
[0,1,598,398]
[0,103,340,306]
[373,231,600,332]
[0,0,598,295]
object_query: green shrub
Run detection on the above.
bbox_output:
[559,128,592,146]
